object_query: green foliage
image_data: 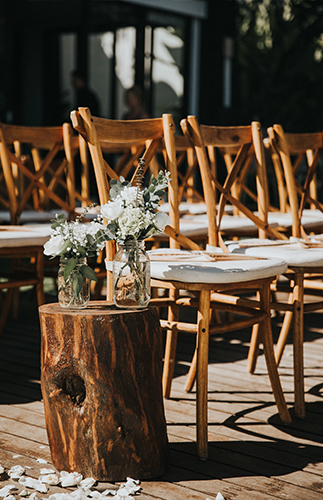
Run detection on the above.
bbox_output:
[63,257,77,281]
[79,265,98,282]
[235,0,323,131]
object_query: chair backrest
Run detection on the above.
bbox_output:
[0,121,90,224]
[267,124,323,238]
[162,135,203,205]
[180,115,286,250]
[70,107,200,298]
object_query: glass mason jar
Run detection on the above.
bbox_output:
[58,257,91,309]
[113,240,151,309]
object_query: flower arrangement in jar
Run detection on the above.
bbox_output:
[100,164,171,308]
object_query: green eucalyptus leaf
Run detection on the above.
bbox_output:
[77,246,86,256]
[72,271,83,297]
[143,190,150,202]
[79,265,98,282]
[86,234,95,245]
[154,189,166,196]
[58,240,72,256]
[64,257,77,281]
[57,213,67,221]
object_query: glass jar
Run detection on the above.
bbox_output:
[58,257,91,309]
[113,240,151,309]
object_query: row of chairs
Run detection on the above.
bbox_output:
[69,108,323,458]
[1,110,323,459]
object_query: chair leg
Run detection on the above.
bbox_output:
[162,289,179,398]
[196,289,210,459]
[260,282,291,424]
[0,288,15,341]
[184,349,197,392]
[36,250,45,306]
[185,301,213,392]
[292,271,305,418]
[247,323,261,374]
[275,292,294,366]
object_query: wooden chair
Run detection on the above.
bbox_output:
[266,125,323,237]
[0,223,52,339]
[0,121,92,225]
[261,124,323,365]
[181,116,323,420]
[71,107,291,459]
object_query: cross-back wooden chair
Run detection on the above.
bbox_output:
[70,107,291,459]
[266,125,323,238]
[0,122,92,225]
[0,224,52,339]
[181,116,323,421]
[70,107,196,296]
[261,125,323,365]
[169,135,204,205]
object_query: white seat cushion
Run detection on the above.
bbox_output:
[265,211,323,233]
[0,224,52,248]
[147,248,287,285]
[0,210,69,224]
[223,238,323,268]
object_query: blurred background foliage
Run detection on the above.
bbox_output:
[235,0,323,132]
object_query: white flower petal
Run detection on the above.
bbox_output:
[9,465,25,479]
[88,492,101,499]
[19,476,47,493]
[78,478,96,491]
[39,468,55,475]
[60,472,83,488]
[0,486,17,498]
[20,489,31,497]
[39,474,59,485]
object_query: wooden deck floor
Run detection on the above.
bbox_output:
[1,290,323,499]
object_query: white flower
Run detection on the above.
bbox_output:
[154,211,170,231]
[119,185,140,205]
[117,207,152,241]
[101,200,124,220]
[44,235,66,256]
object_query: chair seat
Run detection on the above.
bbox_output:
[224,238,323,267]
[148,248,287,284]
[159,202,207,215]
[0,210,69,224]
[0,224,52,248]
[179,213,261,238]
[266,211,323,233]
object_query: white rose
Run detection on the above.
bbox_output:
[120,186,140,205]
[100,200,123,221]
[154,211,170,231]
[43,235,66,256]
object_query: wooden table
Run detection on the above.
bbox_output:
[39,301,169,481]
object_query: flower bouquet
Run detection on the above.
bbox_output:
[44,210,111,308]
[100,166,171,308]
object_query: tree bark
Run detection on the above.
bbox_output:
[39,301,169,481]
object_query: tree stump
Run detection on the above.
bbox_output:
[39,301,169,481]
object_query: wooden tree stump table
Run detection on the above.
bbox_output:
[39,301,169,481]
